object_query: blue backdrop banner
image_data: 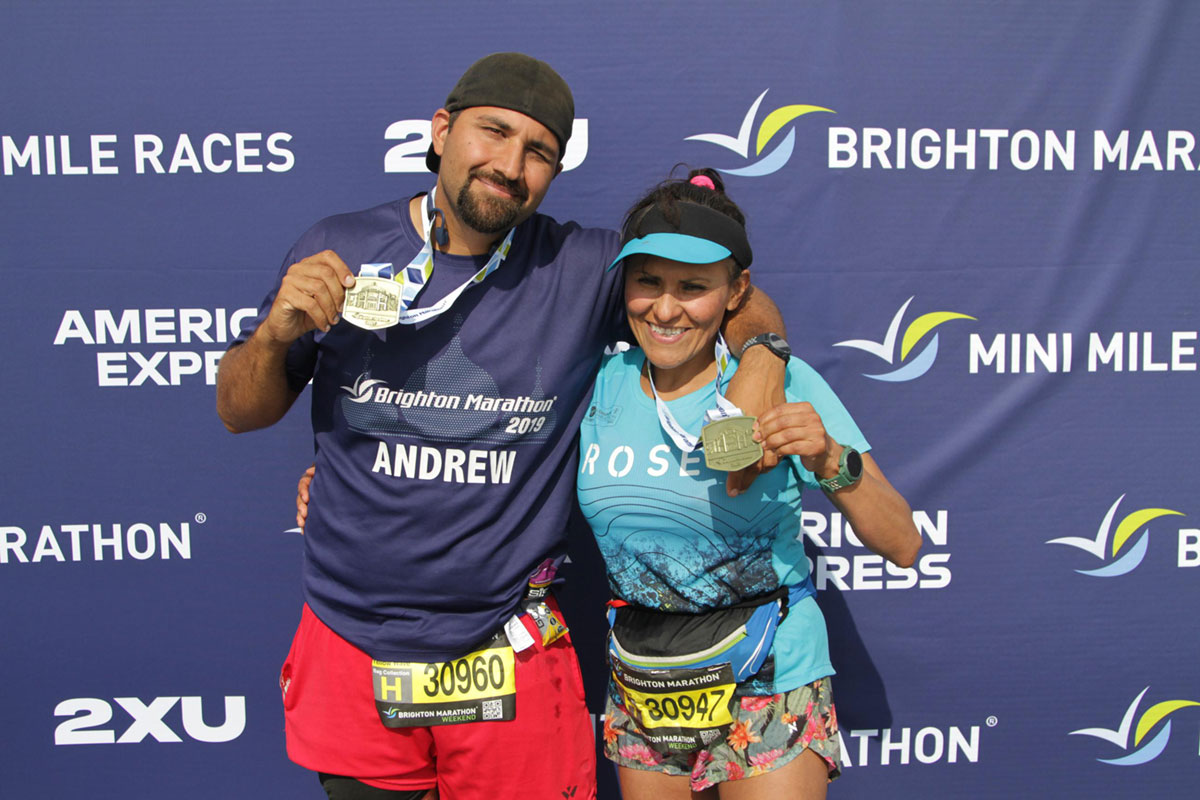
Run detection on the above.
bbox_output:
[3,2,1197,798]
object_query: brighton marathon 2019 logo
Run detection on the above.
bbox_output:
[834,297,976,382]
[1070,687,1200,765]
[1046,495,1196,577]
[684,90,833,177]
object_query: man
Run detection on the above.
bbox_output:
[217,52,788,800]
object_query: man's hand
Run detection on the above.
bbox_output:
[265,250,356,344]
[722,346,787,496]
[216,251,354,433]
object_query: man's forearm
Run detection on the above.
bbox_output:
[215,331,300,433]
[722,284,786,353]
[720,284,789,493]
[721,282,788,415]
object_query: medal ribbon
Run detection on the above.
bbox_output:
[647,334,744,452]
[389,187,515,325]
[359,263,395,279]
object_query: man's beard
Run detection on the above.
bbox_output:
[454,170,528,234]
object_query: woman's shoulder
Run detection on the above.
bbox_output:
[600,343,641,370]
[781,355,857,414]
[783,354,833,392]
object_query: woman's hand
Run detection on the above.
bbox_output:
[296,465,315,532]
[754,402,841,480]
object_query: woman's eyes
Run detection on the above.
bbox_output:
[635,276,708,292]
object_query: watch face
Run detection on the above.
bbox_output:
[758,333,796,357]
[845,448,863,479]
[743,333,791,360]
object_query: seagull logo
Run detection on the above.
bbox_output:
[834,297,976,381]
[1046,495,1184,577]
[342,373,386,404]
[1070,687,1200,765]
[685,90,834,177]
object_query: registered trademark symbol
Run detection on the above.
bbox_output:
[195,513,207,524]
[985,716,998,727]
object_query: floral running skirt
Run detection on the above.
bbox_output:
[603,675,840,792]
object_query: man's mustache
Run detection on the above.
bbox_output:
[469,170,527,202]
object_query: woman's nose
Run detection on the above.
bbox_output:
[650,292,682,322]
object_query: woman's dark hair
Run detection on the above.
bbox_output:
[620,167,749,274]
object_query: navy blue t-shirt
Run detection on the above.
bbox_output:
[236,197,624,660]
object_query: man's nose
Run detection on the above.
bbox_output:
[491,140,524,183]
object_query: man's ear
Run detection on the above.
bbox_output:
[430,108,452,159]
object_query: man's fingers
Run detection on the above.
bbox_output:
[279,277,342,331]
[309,250,356,288]
[289,273,345,325]
[279,252,356,330]
[285,290,337,332]
[313,263,352,316]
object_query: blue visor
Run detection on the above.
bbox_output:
[607,233,734,271]
[609,200,752,271]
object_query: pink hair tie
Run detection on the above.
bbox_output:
[689,175,716,190]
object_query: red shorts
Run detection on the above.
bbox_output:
[280,602,596,798]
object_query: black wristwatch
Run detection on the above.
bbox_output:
[818,446,864,493]
[741,333,791,361]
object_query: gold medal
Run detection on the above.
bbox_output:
[342,276,402,330]
[701,416,762,472]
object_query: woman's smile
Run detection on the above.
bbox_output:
[625,255,749,397]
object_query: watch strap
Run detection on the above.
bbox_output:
[741,332,791,361]
[818,446,863,493]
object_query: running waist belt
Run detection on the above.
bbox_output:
[605,579,816,754]
[606,579,814,682]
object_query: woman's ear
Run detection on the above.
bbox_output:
[727,269,751,311]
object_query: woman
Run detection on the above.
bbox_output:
[577,168,920,798]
